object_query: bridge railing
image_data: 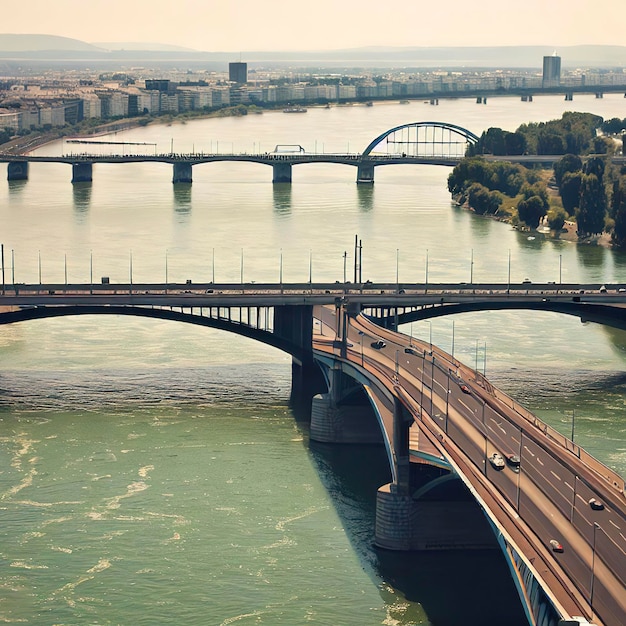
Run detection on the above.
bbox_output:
[484,376,626,494]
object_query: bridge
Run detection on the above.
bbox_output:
[1,121,477,184]
[0,280,625,626]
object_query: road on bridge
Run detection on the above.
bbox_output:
[313,305,626,626]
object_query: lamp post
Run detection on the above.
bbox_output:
[507,249,511,293]
[451,320,455,359]
[1,244,4,295]
[309,249,312,293]
[396,248,399,293]
[358,330,364,366]
[343,251,347,284]
[165,249,168,292]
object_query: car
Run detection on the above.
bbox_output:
[599,285,607,293]
[404,347,419,355]
[522,278,532,284]
[549,539,564,553]
[618,288,626,293]
[505,453,521,468]
[460,383,471,394]
[488,452,505,470]
[371,340,386,349]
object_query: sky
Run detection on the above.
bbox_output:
[3,0,625,51]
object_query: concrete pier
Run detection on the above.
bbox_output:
[7,161,28,181]
[356,161,374,184]
[272,162,292,184]
[172,162,193,184]
[375,484,497,550]
[310,393,382,443]
[71,162,93,183]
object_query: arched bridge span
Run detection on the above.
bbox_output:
[361,121,479,158]
[0,304,314,364]
[368,299,626,333]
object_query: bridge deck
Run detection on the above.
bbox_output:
[313,305,626,626]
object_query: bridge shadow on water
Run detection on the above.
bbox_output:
[291,401,527,625]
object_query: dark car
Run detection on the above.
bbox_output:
[371,340,386,349]
[404,347,419,355]
[460,383,471,394]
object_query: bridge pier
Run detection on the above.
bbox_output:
[72,162,93,183]
[356,161,375,184]
[272,162,292,184]
[310,364,381,444]
[173,162,193,184]
[7,161,29,181]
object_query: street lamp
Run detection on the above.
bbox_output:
[343,251,347,284]
[396,248,399,293]
[507,249,511,293]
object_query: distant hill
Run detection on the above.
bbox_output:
[0,35,624,70]
[93,41,197,52]
[0,34,103,52]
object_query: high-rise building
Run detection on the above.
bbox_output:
[542,53,561,88]
[229,62,247,84]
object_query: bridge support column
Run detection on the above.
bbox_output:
[356,161,374,184]
[72,162,93,183]
[173,162,193,184]
[7,161,29,181]
[272,162,292,184]
[310,365,381,444]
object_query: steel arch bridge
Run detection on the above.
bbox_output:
[362,121,479,159]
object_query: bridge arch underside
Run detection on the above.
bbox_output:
[362,121,479,159]
[369,301,626,332]
[0,305,310,362]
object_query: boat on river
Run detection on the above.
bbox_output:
[283,106,307,113]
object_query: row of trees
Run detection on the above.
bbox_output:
[468,112,607,157]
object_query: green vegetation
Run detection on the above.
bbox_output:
[454,112,626,246]
[447,157,547,225]
[469,112,605,157]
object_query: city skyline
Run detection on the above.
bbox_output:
[2,0,626,53]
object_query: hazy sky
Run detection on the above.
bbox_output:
[4,0,625,51]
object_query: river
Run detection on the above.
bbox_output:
[1,94,625,625]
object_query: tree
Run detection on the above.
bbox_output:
[503,131,527,156]
[560,171,582,214]
[577,174,607,236]
[546,206,567,232]
[467,183,502,215]
[554,154,582,187]
[517,195,547,229]
[583,156,605,183]
[537,131,566,155]
[611,178,626,247]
